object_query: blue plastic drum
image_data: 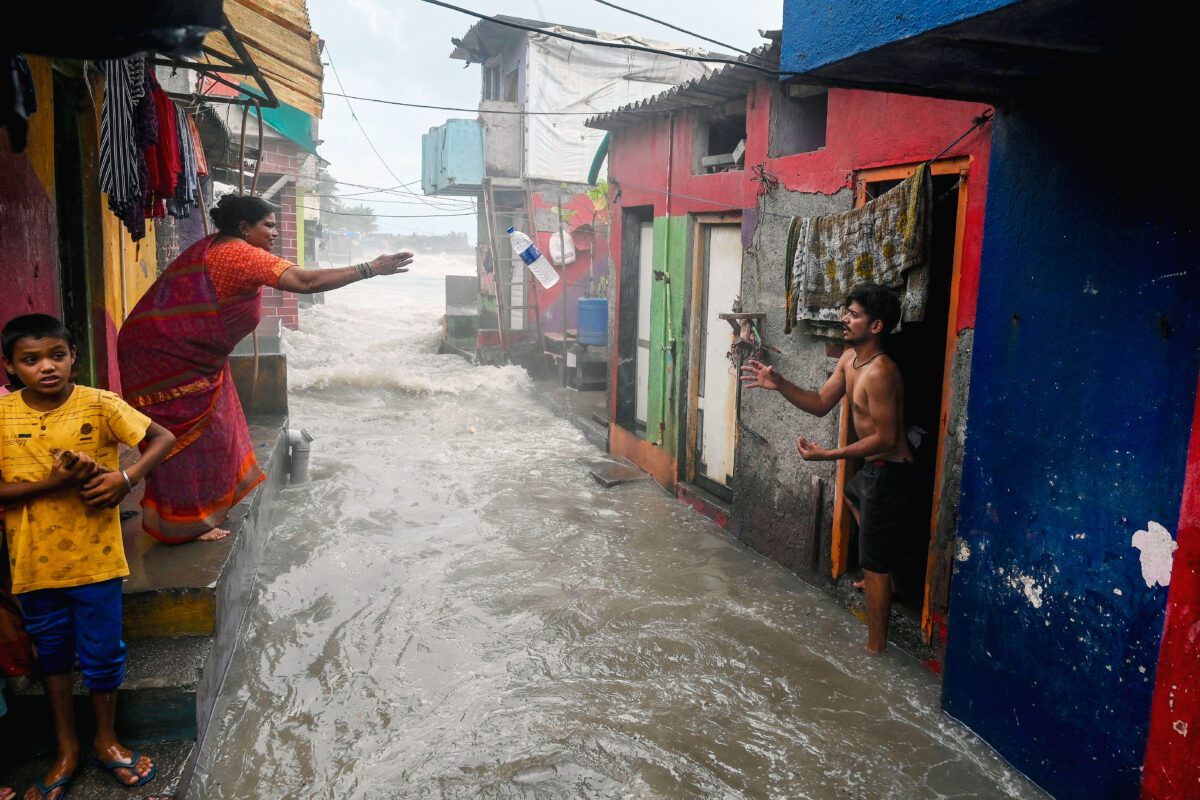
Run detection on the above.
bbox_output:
[577,298,607,345]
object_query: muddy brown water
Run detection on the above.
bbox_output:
[190,260,1046,800]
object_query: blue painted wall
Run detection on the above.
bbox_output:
[943,97,1200,799]
[780,0,1014,74]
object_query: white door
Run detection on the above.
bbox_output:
[697,224,742,487]
[635,222,653,433]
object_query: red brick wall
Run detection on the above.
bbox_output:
[260,142,301,330]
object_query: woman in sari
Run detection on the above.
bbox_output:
[117,195,412,542]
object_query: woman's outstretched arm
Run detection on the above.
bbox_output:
[277,251,414,294]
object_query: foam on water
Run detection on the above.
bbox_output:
[190,256,1049,800]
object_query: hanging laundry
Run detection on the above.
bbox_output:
[167,105,199,218]
[99,58,144,236]
[144,68,180,220]
[187,113,208,177]
[117,61,158,241]
[1,54,37,153]
[785,166,932,335]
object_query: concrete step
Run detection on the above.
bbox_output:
[0,416,290,798]
[1,738,193,800]
[120,421,286,639]
[2,636,208,758]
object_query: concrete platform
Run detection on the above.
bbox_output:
[577,454,651,487]
[0,415,291,799]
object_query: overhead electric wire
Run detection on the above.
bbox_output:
[324,92,607,115]
[417,0,793,77]
[590,0,759,59]
[323,46,468,211]
[321,208,477,219]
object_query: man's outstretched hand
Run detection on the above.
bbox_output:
[740,359,782,391]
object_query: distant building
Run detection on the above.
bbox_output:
[423,16,714,368]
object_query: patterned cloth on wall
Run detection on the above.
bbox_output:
[785,166,932,335]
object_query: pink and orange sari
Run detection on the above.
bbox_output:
[118,235,269,542]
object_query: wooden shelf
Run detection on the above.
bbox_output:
[718,312,765,332]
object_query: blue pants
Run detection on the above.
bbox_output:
[19,578,126,692]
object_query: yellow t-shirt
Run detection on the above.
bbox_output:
[0,386,150,593]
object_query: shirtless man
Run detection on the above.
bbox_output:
[741,283,915,653]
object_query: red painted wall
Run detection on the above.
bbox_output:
[529,190,612,332]
[1141,372,1200,798]
[605,84,992,415]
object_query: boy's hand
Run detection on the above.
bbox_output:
[48,451,99,489]
[80,471,129,508]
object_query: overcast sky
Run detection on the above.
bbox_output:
[306,0,784,237]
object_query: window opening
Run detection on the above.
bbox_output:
[770,86,828,157]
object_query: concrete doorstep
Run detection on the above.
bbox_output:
[0,417,291,800]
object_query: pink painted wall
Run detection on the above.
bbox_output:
[0,129,60,327]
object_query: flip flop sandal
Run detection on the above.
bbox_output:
[91,751,157,787]
[34,773,72,799]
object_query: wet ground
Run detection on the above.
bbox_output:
[189,259,1047,799]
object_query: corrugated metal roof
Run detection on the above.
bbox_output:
[204,0,324,117]
[585,39,781,131]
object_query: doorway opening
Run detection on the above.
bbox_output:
[615,206,654,439]
[832,159,970,631]
[53,70,97,388]
[686,215,743,502]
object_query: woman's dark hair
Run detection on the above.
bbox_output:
[209,194,277,237]
[845,283,901,336]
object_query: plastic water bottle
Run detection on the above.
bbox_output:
[507,226,560,289]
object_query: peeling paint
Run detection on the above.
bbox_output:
[955,539,971,562]
[1173,720,1188,737]
[1005,572,1045,608]
[1131,521,1177,588]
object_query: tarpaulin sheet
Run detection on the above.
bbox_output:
[524,32,712,182]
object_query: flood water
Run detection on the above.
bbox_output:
[190,256,1046,800]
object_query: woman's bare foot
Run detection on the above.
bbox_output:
[196,527,230,541]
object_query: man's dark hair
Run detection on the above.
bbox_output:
[2,313,74,361]
[845,283,901,336]
[209,194,277,237]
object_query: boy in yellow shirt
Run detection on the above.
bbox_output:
[0,314,174,800]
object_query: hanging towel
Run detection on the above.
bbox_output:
[187,113,208,176]
[785,166,932,334]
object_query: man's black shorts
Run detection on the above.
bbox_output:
[843,460,920,574]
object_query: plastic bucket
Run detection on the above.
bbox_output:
[577,297,607,345]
